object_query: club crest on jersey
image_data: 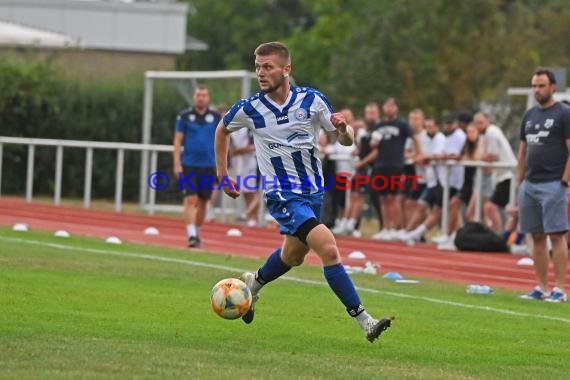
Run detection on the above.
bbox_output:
[205,114,215,123]
[544,118,554,129]
[294,108,308,121]
[189,114,196,122]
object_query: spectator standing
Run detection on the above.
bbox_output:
[173,85,221,247]
[370,98,420,240]
[473,111,517,233]
[402,109,428,231]
[230,127,260,226]
[518,68,570,302]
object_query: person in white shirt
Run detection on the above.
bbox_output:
[402,115,466,243]
[402,109,428,232]
[230,127,260,226]
[401,117,445,241]
[474,111,517,233]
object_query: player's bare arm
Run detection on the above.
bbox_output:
[173,132,184,177]
[330,112,354,146]
[355,149,378,171]
[412,134,422,162]
[516,141,527,186]
[214,121,240,199]
[563,138,570,184]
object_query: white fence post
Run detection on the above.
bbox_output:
[115,149,125,212]
[148,150,158,215]
[0,143,3,197]
[26,145,35,203]
[54,145,63,206]
[84,147,93,209]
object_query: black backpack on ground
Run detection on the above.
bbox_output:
[454,222,509,253]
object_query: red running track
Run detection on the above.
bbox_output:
[1,198,563,292]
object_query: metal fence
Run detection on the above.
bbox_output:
[0,136,517,235]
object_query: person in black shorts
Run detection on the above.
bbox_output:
[434,121,481,245]
[402,116,466,243]
[402,109,428,230]
[173,85,221,247]
[474,111,517,233]
[368,98,421,241]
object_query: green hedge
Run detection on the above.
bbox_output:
[0,55,187,201]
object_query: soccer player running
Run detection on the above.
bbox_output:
[214,42,391,342]
[518,68,570,302]
[173,85,221,248]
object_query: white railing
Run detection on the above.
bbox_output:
[0,136,174,214]
[326,153,517,235]
[0,136,517,235]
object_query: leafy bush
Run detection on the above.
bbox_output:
[0,55,185,201]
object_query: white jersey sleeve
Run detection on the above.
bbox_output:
[313,91,336,132]
[223,99,250,132]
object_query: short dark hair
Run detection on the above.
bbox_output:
[443,113,456,124]
[533,68,557,85]
[194,84,209,93]
[456,111,474,124]
[254,42,291,65]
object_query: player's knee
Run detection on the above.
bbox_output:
[483,202,495,214]
[185,195,198,204]
[319,243,340,264]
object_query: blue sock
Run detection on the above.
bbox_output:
[257,248,290,284]
[515,232,525,245]
[323,263,363,316]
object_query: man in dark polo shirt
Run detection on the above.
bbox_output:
[173,85,221,248]
[369,97,421,241]
[517,68,570,302]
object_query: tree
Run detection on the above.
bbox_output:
[179,0,312,70]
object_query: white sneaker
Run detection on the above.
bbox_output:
[388,229,404,241]
[239,272,260,324]
[332,224,347,235]
[351,230,362,238]
[431,234,450,244]
[372,229,392,241]
[510,244,530,256]
[402,230,423,243]
[363,317,392,342]
[437,241,457,251]
[246,219,257,227]
[205,207,215,222]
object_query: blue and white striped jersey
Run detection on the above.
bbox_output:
[223,86,337,194]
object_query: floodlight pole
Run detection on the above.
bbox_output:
[140,75,154,206]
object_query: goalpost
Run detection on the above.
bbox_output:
[139,70,257,213]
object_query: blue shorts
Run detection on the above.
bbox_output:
[519,180,569,234]
[265,190,323,235]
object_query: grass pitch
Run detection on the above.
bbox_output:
[1,227,569,379]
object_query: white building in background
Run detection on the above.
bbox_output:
[0,19,82,48]
[0,0,207,77]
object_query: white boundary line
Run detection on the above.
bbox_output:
[2,235,569,325]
